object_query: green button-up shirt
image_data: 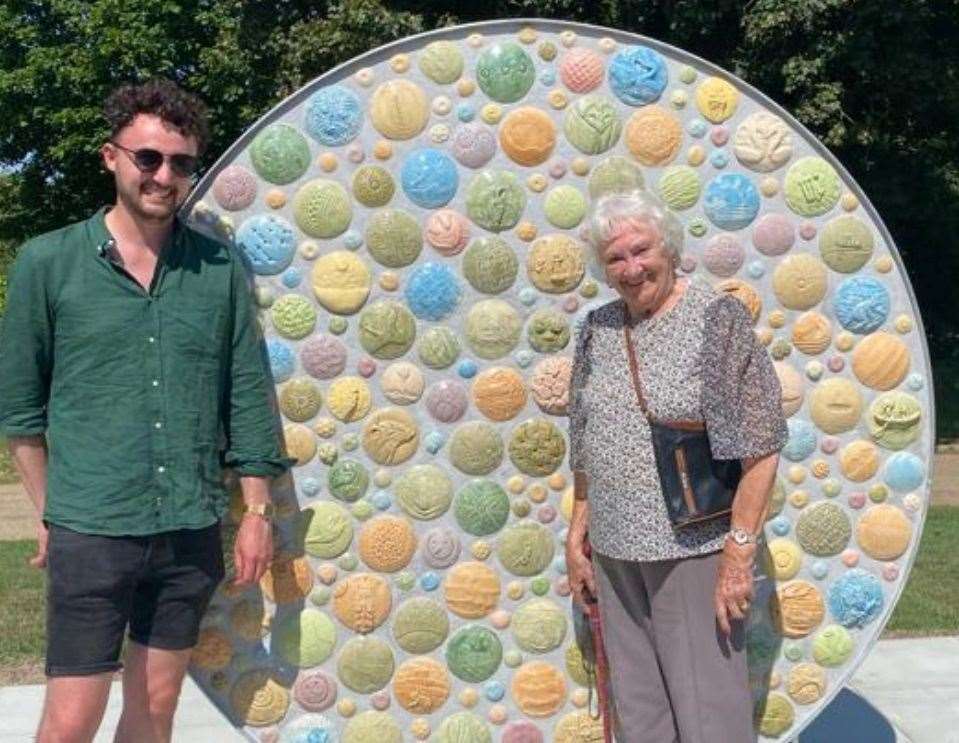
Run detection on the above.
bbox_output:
[0,207,291,536]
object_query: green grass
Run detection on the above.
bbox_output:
[0,437,18,485]
[0,539,46,683]
[886,505,959,634]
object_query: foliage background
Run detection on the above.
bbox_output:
[0,0,956,435]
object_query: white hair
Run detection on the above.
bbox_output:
[586,190,684,268]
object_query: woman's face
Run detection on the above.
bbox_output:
[600,218,675,312]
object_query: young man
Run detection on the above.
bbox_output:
[0,80,289,743]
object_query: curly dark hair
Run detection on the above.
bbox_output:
[103,78,210,154]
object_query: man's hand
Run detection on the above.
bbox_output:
[714,540,756,636]
[232,514,273,588]
[30,521,48,569]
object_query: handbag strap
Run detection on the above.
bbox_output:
[621,302,705,432]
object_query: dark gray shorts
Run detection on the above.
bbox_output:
[45,522,225,677]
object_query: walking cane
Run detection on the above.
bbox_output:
[578,538,614,743]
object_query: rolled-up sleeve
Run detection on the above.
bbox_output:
[221,250,294,477]
[0,243,54,437]
[568,310,593,471]
[701,295,787,460]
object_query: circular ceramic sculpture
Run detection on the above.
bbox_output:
[186,20,932,742]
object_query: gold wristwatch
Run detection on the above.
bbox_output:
[244,502,275,520]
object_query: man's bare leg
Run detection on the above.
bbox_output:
[113,641,193,743]
[36,672,113,743]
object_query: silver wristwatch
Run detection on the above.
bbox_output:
[726,527,760,546]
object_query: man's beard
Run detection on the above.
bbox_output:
[118,179,185,223]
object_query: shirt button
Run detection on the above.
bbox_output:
[148,336,155,343]
[157,465,166,474]
[152,380,159,387]
[154,421,163,429]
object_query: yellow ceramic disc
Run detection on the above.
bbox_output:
[809,378,862,434]
[526,234,586,293]
[716,279,762,322]
[311,250,372,315]
[327,377,373,422]
[284,423,317,466]
[695,76,740,123]
[230,670,291,727]
[192,628,234,670]
[770,580,825,638]
[511,661,567,718]
[856,504,912,560]
[370,80,430,140]
[362,407,420,465]
[472,367,528,421]
[392,657,451,714]
[443,561,501,618]
[787,663,827,705]
[358,515,417,572]
[839,439,880,482]
[333,573,393,633]
[624,106,682,166]
[499,107,557,166]
[792,311,832,355]
[774,361,805,418]
[851,332,911,391]
[767,538,803,581]
[772,254,828,310]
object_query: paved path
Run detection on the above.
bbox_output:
[0,637,956,742]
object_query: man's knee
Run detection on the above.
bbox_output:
[38,695,106,743]
[146,682,182,722]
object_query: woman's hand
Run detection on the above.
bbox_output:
[714,540,756,636]
[566,496,597,607]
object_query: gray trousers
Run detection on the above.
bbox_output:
[593,550,754,743]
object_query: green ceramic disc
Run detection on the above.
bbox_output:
[868,391,921,450]
[565,644,591,687]
[818,215,874,273]
[465,299,521,360]
[476,42,535,103]
[436,712,491,743]
[293,179,353,238]
[392,597,450,654]
[784,156,841,217]
[271,294,317,339]
[512,599,567,653]
[395,464,453,520]
[526,309,570,353]
[365,209,423,267]
[462,237,519,294]
[757,693,795,738]
[454,480,510,536]
[279,377,322,422]
[448,421,504,476]
[564,95,622,155]
[271,608,336,668]
[358,300,416,359]
[352,165,395,208]
[445,625,503,682]
[336,636,395,693]
[301,501,354,558]
[249,123,311,185]
[795,501,851,556]
[417,326,461,369]
[543,186,588,229]
[465,171,526,233]
[658,166,702,211]
[508,418,567,476]
[496,521,555,576]
[812,625,854,667]
[327,459,370,502]
[419,41,465,84]
[343,711,403,743]
[588,156,644,199]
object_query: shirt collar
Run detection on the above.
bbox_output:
[86,205,186,264]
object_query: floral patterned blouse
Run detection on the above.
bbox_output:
[568,277,788,562]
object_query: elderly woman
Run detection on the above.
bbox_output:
[566,189,787,742]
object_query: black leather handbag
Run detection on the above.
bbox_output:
[623,313,742,530]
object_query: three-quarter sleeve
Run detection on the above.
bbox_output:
[222,249,294,478]
[0,242,54,437]
[701,295,787,460]
[567,310,593,471]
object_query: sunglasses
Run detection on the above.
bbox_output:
[109,141,200,178]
